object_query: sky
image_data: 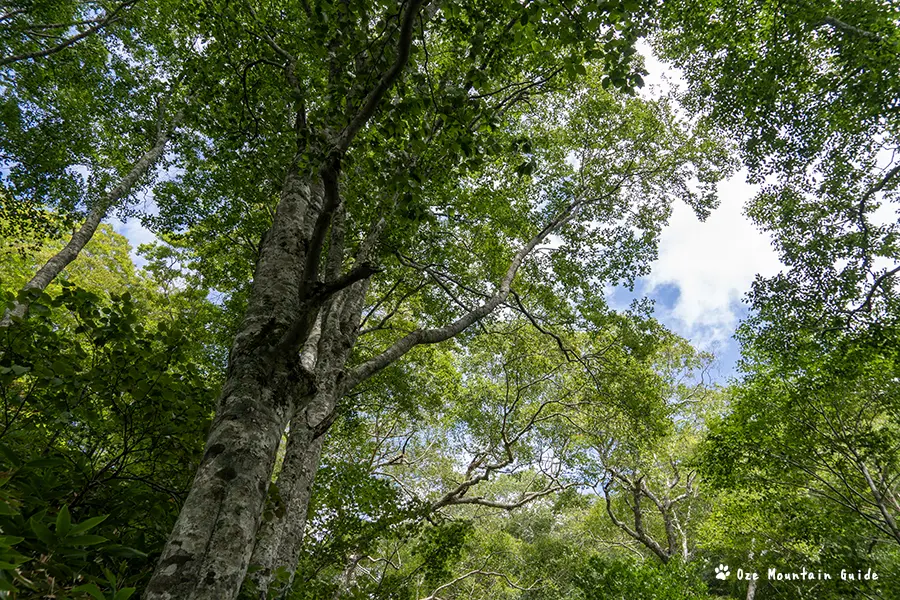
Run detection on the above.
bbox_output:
[602,44,784,382]
[605,172,782,382]
[108,45,785,385]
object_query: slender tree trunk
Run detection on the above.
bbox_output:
[144,173,325,600]
[746,577,757,600]
[248,396,329,598]
[1,111,178,325]
[746,547,757,600]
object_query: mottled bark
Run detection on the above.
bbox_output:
[746,578,757,600]
[248,394,330,599]
[2,107,180,326]
[241,183,595,598]
[247,219,374,598]
[143,2,431,594]
[144,172,325,600]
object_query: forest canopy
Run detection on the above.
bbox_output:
[0,1,898,599]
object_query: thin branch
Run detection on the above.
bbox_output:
[847,265,900,321]
[342,191,594,393]
[822,15,885,43]
[334,0,427,154]
[0,0,139,67]
[419,569,538,600]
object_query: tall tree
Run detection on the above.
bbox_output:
[0,0,198,323]
[133,2,731,598]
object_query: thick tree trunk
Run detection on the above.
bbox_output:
[247,268,372,599]
[2,113,177,325]
[144,173,325,600]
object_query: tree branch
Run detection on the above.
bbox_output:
[822,15,884,43]
[341,193,591,393]
[0,0,139,67]
[334,0,427,154]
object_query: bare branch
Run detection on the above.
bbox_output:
[847,264,900,322]
[822,15,885,42]
[419,569,538,600]
[342,192,593,392]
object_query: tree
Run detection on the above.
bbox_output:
[656,4,900,595]
[275,313,718,600]
[0,0,140,66]
[576,336,718,566]
[0,0,198,324]
[120,2,732,597]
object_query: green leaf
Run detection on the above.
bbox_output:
[29,517,54,546]
[114,588,136,600]
[0,536,24,547]
[30,303,50,315]
[69,514,108,535]
[101,544,148,559]
[0,444,20,465]
[73,583,106,600]
[24,457,65,469]
[65,534,108,546]
[56,504,71,537]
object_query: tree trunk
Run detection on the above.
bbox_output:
[248,396,329,598]
[247,257,372,599]
[746,577,757,600]
[2,111,178,326]
[144,172,325,600]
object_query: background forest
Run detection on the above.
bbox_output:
[0,0,898,599]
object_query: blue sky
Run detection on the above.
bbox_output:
[602,45,784,383]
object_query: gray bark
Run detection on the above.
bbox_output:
[1,107,180,326]
[144,172,325,600]
[746,577,757,600]
[247,210,375,598]
[248,395,329,599]
[241,184,593,598]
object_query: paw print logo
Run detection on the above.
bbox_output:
[715,564,730,580]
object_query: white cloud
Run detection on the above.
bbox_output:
[623,42,784,350]
[644,173,782,346]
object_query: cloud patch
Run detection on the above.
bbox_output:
[644,173,783,346]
